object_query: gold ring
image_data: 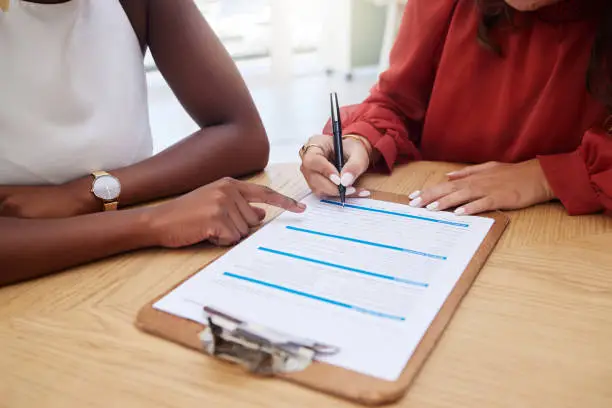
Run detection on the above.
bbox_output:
[299,143,325,159]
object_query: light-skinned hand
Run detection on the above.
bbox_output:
[407,160,555,215]
[299,134,373,198]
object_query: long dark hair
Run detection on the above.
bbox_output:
[475,0,612,111]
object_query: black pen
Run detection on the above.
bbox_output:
[330,92,346,206]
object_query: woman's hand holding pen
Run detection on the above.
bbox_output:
[299,134,372,198]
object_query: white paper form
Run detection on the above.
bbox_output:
[153,194,495,381]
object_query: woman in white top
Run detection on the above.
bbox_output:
[0,0,305,286]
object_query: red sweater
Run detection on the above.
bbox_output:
[326,0,611,216]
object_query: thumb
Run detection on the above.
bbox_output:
[339,142,369,187]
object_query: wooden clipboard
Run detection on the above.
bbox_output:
[135,191,509,406]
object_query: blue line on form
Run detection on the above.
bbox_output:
[258,247,429,288]
[285,226,447,260]
[223,272,406,321]
[321,199,469,228]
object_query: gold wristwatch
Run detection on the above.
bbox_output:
[90,171,121,211]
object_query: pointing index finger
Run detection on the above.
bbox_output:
[238,183,306,213]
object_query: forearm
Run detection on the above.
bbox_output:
[30,120,270,213]
[120,0,272,207]
[0,208,154,286]
[112,121,269,207]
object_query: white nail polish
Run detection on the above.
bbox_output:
[409,197,423,207]
[454,207,466,216]
[358,190,371,197]
[346,187,356,195]
[330,174,341,185]
[409,190,421,200]
[426,202,440,211]
[340,173,355,187]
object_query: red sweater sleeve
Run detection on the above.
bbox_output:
[323,0,458,171]
[538,128,612,216]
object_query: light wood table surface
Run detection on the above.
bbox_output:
[2,162,612,408]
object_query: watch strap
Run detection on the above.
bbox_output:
[103,201,118,211]
[91,170,110,179]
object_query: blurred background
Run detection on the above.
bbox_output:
[145,0,405,164]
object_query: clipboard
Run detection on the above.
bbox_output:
[135,191,509,406]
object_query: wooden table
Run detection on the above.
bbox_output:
[2,162,612,408]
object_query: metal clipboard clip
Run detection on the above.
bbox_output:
[199,306,340,375]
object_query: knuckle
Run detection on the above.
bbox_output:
[459,186,474,199]
[211,189,228,203]
[510,189,522,203]
[217,227,232,240]
[217,177,236,192]
[223,230,240,244]
[483,196,496,208]
[460,186,474,198]
[463,179,480,192]
[303,154,319,169]
[220,176,234,185]
[444,183,459,195]
[206,225,222,240]
[500,190,522,207]
[211,205,226,219]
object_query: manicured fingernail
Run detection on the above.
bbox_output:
[330,174,341,185]
[297,202,307,210]
[346,187,356,195]
[446,171,457,176]
[358,190,371,197]
[340,173,354,187]
[426,201,439,211]
[409,190,421,199]
[454,207,465,215]
[409,197,423,207]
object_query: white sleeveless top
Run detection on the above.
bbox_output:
[0,0,153,185]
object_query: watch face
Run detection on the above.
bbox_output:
[92,175,121,201]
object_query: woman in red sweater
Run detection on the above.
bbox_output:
[299,0,612,216]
